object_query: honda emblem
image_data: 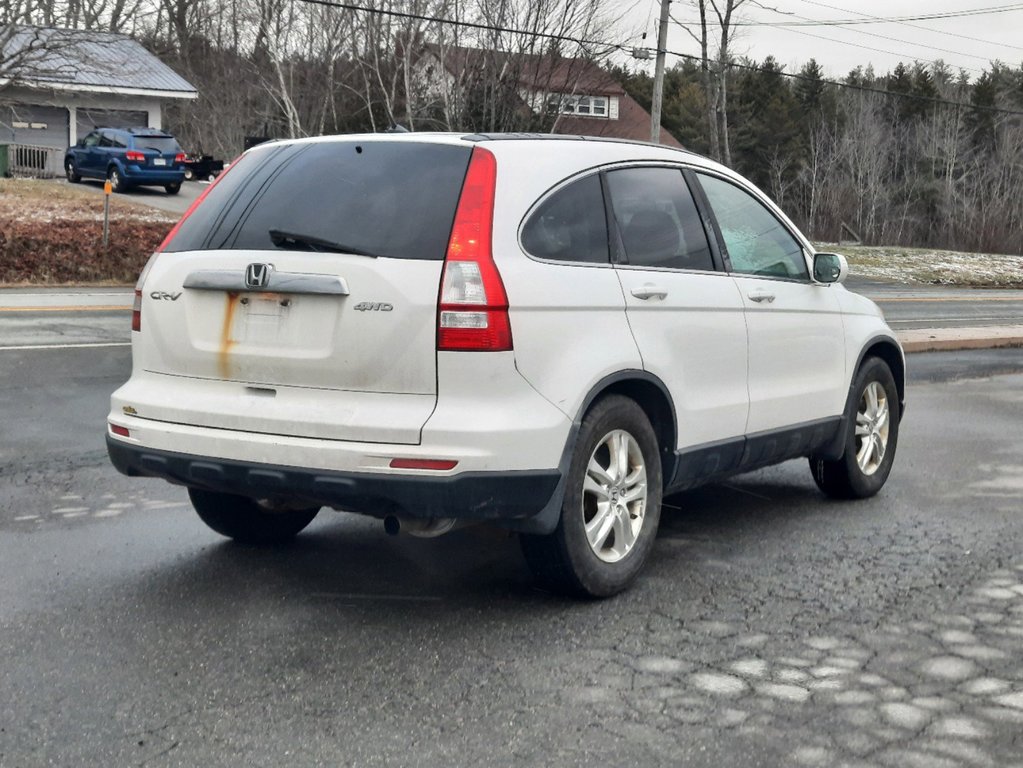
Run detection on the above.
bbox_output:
[245,263,273,289]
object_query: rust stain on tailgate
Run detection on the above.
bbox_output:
[219,292,239,379]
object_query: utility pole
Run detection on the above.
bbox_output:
[650,0,671,143]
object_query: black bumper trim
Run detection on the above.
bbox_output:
[106,435,561,521]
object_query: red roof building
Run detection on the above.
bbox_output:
[418,44,681,148]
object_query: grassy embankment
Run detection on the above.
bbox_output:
[0,178,175,285]
[1,178,1020,286]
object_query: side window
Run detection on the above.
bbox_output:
[521,173,609,264]
[83,132,100,147]
[697,173,809,280]
[605,167,714,271]
[98,131,115,148]
[111,132,127,148]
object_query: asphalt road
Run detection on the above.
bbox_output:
[845,279,1023,331]
[2,318,1023,765]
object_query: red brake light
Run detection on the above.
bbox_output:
[156,153,244,253]
[125,150,145,162]
[437,147,511,352]
[174,153,185,164]
[131,288,142,332]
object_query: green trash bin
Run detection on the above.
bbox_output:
[0,144,9,177]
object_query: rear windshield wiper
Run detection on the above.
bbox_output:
[269,229,381,258]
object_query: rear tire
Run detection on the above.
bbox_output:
[108,167,126,193]
[183,168,194,181]
[811,356,900,499]
[188,488,319,545]
[165,182,181,195]
[520,395,662,598]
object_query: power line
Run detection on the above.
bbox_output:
[743,3,990,73]
[292,0,1023,118]
[704,2,1023,26]
[795,0,1023,55]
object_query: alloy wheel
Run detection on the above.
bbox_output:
[581,429,648,563]
[854,381,889,476]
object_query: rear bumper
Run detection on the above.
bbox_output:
[121,166,185,184]
[106,435,561,521]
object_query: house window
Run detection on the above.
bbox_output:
[550,94,609,118]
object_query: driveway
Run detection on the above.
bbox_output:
[59,175,204,216]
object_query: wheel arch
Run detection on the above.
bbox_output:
[576,370,678,488]
[855,335,905,417]
[507,370,678,536]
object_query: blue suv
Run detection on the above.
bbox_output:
[65,127,186,195]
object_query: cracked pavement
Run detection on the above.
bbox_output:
[1,348,1022,767]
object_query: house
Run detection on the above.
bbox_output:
[0,25,196,154]
[418,44,682,148]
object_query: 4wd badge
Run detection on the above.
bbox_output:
[354,302,393,312]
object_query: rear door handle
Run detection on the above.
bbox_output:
[747,290,775,304]
[631,285,668,300]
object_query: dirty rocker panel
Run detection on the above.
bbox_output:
[106,436,561,521]
[667,416,844,491]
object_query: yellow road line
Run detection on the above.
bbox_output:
[0,305,130,312]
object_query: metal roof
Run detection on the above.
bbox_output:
[1,26,197,97]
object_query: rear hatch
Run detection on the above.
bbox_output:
[137,138,473,443]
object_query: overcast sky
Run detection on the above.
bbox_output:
[617,0,1023,81]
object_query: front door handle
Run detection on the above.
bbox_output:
[747,290,776,304]
[631,285,668,300]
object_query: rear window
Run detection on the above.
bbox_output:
[162,141,474,260]
[132,136,181,153]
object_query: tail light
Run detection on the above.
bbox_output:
[130,254,156,332]
[125,150,145,162]
[174,153,186,164]
[437,147,512,352]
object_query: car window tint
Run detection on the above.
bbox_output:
[697,173,809,280]
[83,132,100,147]
[163,141,473,261]
[605,167,714,271]
[98,132,114,148]
[521,174,609,263]
[134,136,180,153]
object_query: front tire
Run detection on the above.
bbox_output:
[188,488,320,545]
[811,356,900,499]
[65,160,81,183]
[521,395,662,598]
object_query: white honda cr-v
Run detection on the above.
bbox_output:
[107,133,904,597]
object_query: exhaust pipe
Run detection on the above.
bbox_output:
[382,516,466,538]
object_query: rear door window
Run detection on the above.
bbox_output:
[605,167,715,272]
[163,141,473,261]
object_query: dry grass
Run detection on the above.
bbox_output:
[821,243,1023,288]
[0,179,175,285]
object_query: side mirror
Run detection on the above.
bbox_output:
[813,252,848,284]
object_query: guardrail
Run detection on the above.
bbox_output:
[1,142,64,179]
